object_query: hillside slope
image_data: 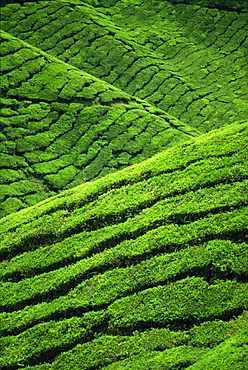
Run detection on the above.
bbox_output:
[0,30,198,218]
[1,0,247,131]
[0,122,247,370]
[0,2,248,367]
[1,0,248,217]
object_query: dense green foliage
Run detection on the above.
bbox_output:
[0,122,248,369]
[0,28,199,217]
[2,0,247,131]
[0,0,248,369]
[1,0,248,216]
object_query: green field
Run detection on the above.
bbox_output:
[0,0,248,369]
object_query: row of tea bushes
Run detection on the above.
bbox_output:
[0,123,247,369]
[0,278,247,368]
[1,121,247,256]
[0,174,246,280]
[0,238,247,334]
[18,311,248,369]
[1,120,246,231]
[1,207,246,311]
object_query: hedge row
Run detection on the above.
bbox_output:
[105,277,248,333]
[61,346,208,370]
[187,328,248,370]
[0,121,246,232]
[0,278,247,368]
[167,0,248,11]
[0,205,247,312]
[0,238,247,335]
[0,312,99,369]
[1,122,247,257]
[18,312,247,370]
[0,317,205,370]
[0,178,247,281]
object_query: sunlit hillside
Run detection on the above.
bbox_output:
[1,0,247,216]
[0,122,247,369]
[0,0,248,369]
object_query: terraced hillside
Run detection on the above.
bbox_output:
[1,0,248,216]
[0,122,248,369]
[1,0,248,130]
[0,30,199,221]
[1,29,198,218]
[0,1,248,368]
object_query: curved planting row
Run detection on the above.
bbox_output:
[1,0,247,133]
[0,122,247,369]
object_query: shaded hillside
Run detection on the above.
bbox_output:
[0,122,247,369]
[1,0,247,131]
[0,30,198,218]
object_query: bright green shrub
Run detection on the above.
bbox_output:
[106,277,248,333]
[100,346,208,370]
[0,316,89,368]
[0,169,25,183]
[44,166,79,190]
[188,313,248,348]
[187,329,248,370]
[36,329,188,370]
[0,197,25,218]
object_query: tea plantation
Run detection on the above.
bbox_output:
[1,28,200,217]
[0,0,248,369]
[1,0,248,216]
[0,121,247,369]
